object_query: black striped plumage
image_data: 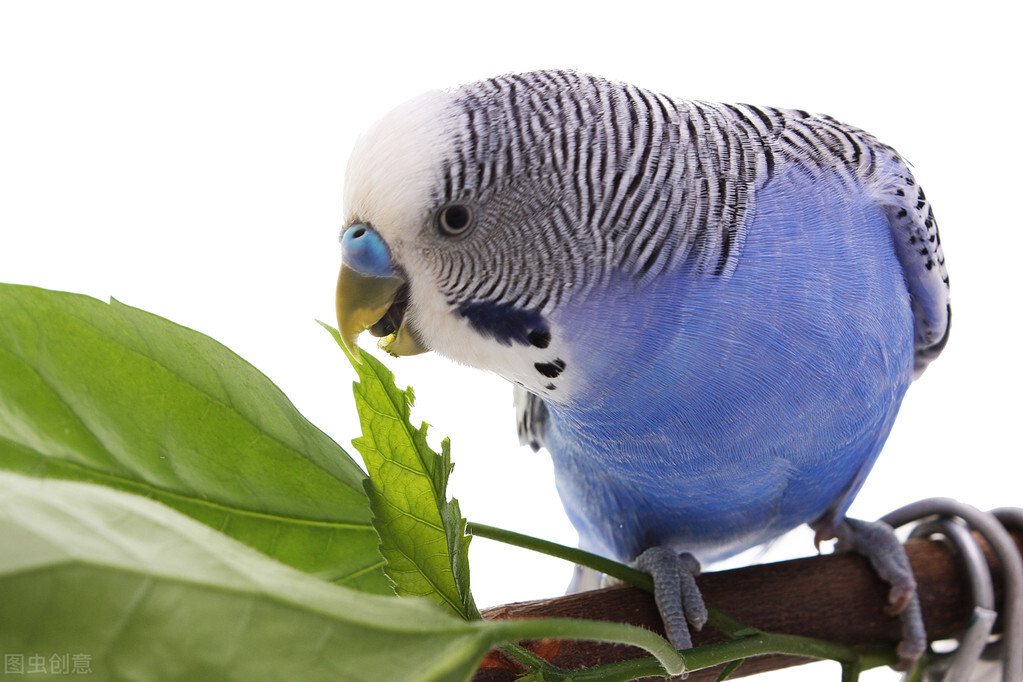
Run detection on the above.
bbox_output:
[427,71,948,366]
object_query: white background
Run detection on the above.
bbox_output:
[1,2,1019,679]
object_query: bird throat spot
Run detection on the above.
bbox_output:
[456,300,551,348]
[534,358,566,378]
[528,329,551,348]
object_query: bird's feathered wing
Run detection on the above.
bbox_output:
[509,85,950,448]
[515,384,548,451]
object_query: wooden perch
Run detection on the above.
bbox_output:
[474,529,1023,680]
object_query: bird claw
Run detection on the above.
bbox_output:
[826,517,928,668]
[633,546,708,650]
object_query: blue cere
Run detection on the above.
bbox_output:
[340,223,394,277]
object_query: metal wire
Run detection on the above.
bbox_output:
[878,498,1023,682]
[909,517,997,681]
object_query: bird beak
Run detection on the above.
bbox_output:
[335,224,427,360]
[335,263,403,360]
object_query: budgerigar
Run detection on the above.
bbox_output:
[334,71,950,662]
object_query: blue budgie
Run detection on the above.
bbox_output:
[335,70,950,663]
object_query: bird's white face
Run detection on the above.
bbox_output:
[337,90,581,401]
[342,89,454,260]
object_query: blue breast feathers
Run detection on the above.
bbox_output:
[538,167,917,563]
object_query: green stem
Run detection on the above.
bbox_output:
[902,652,933,682]
[681,634,890,668]
[534,656,669,682]
[499,633,897,682]
[469,520,902,676]
[715,658,745,681]
[468,522,750,637]
[554,637,894,682]
[484,617,686,677]
[468,522,653,590]
[497,643,562,677]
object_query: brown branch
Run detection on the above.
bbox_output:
[475,530,1023,681]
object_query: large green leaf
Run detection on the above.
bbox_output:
[0,472,685,681]
[0,284,386,592]
[0,471,492,681]
[325,324,478,619]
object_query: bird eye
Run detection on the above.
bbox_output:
[435,203,475,237]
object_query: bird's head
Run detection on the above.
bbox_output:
[336,74,604,398]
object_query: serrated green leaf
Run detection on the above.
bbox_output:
[0,471,685,680]
[324,324,478,620]
[0,284,387,593]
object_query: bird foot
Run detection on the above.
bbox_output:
[633,546,708,650]
[817,517,927,668]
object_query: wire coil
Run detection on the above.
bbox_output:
[878,499,1023,682]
